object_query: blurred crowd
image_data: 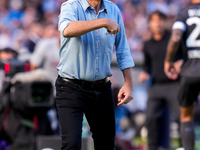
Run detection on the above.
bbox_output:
[111,0,191,52]
[0,0,64,57]
[0,0,195,150]
[0,0,191,54]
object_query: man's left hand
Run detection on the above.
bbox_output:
[117,83,133,106]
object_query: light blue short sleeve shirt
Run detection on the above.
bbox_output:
[57,0,135,81]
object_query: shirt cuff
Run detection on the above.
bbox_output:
[59,21,70,33]
[172,21,186,31]
[117,53,135,70]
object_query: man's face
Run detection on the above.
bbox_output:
[0,52,14,60]
[150,14,165,35]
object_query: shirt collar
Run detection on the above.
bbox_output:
[79,0,107,13]
[100,0,107,13]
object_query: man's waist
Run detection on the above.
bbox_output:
[59,75,109,89]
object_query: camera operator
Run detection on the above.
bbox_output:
[0,46,56,150]
[0,48,38,150]
[19,21,43,61]
[0,48,18,60]
[28,23,60,133]
[29,23,60,86]
[0,48,18,93]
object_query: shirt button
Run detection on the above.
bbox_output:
[96,70,98,72]
[96,30,99,32]
[96,57,98,59]
[96,44,99,46]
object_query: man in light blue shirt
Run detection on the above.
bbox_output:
[56,0,134,149]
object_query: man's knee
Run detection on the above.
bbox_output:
[145,112,160,127]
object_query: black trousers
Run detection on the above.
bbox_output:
[55,76,116,150]
[145,82,180,150]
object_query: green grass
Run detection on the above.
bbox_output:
[131,125,200,150]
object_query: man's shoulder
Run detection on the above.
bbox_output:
[104,0,115,6]
[104,0,120,11]
[177,4,199,19]
[142,38,154,53]
[185,3,200,10]
[175,4,200,24]
[64,0,79,4]
[144,38,154,46]
[61,0,79,6]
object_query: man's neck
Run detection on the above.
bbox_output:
[87,0,102,13]
[153,32,165,41]
[192,0,200,4]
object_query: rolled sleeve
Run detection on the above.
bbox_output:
[115,9,135,70]
[58,2,77,33]
[117,52,135,70]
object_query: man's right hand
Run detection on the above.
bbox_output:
[63,19,120,38]
[105,19,120,34]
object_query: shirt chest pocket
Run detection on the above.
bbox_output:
[105,31,115,53]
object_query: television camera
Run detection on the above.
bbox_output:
[0,58,54,115]
[0,49,55,150]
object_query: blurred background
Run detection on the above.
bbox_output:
[0,0,200,150]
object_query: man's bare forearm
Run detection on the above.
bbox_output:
[117,67,133,106]
[165,41,179,62]
[63,19,107,38]
[165,29,183,62]
[122,68,133,88]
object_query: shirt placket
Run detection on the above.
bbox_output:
[89,7,105,80]
[94,12,100,80]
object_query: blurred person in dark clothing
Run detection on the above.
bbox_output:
[139,11,181,150]
[21,22,43,53]
[165,0,200,150]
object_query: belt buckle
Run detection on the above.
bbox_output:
[63,78,68,82]
[91,82,97,89]
[93,80,104,89]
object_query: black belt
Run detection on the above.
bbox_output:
[61,76,109,89]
